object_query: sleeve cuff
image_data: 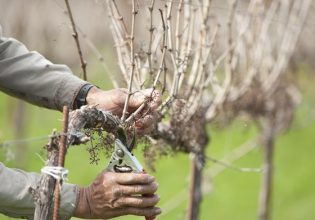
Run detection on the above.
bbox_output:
[54,73,89,111]
[59,183,80,220]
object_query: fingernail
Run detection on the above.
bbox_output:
[153,182,159,191]
[148,175,155,182]
[155,208,162,215]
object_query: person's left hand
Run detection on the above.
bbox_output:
[86,87,161,134]
[73,170,161,219]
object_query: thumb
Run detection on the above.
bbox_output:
[128,89,152,108]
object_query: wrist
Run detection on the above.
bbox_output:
[74,84,95,109]
[85,86,102,106]
[73,187,92,218]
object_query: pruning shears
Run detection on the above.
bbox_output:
[107,127,142,173]
[106,128,156,220]
[107,138,143,173]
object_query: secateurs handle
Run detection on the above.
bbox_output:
[107,139,156,220]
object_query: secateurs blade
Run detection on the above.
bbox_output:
[107,138,143,173]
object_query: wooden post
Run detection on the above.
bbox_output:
[258,120,275,220]
[187,153,203,220]
[32,130,59,220]
[32,106,70,220]
[53,106,70,220]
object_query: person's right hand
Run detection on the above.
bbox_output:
[73,170,161,219]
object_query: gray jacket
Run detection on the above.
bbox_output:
[0,26,87,219]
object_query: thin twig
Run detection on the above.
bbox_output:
[264,0,312,95]
[53,106,69,220]
[111,0,130,42]
[64,0,87,80]
[53,0,117,87]
[147,0,156,77]
[109,0,141,88]
[153,9,168,89]
[77,27,119,88]
[186,0,212,102]
[125,8,168,124]
[107,0,131,84]
[121,0,137,122]
[175,0,183,60]
[168,3,197,105]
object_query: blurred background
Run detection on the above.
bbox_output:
[0,0,315,219]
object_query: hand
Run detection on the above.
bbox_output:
[73,171,161,219]
[86,87,161,134]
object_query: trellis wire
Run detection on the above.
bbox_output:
[160,137,260,216]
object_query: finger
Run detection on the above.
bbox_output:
[135,124,155,135]
[148,89,162,110]
[128,90,148,108]
[118,195,160,208]
[136,88,154,97]
[112,88,144,111]
[116,173,155,185]
[135,114,156,131]
[129,89,162,109]
[120,182,158,195]
[122,207,162,217]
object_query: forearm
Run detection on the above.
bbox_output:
[0,163,79,220]
[0,37,87,111]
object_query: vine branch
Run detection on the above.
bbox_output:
[64,0,87,80]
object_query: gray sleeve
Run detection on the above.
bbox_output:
[0,162,79,220]
[0,37,88,111]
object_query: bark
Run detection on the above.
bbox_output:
[187,152,204,220]
[258,120,275,220]
[31,131,59,220]
[67,105,120,145]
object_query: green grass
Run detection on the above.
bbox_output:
[0,68,315,220]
